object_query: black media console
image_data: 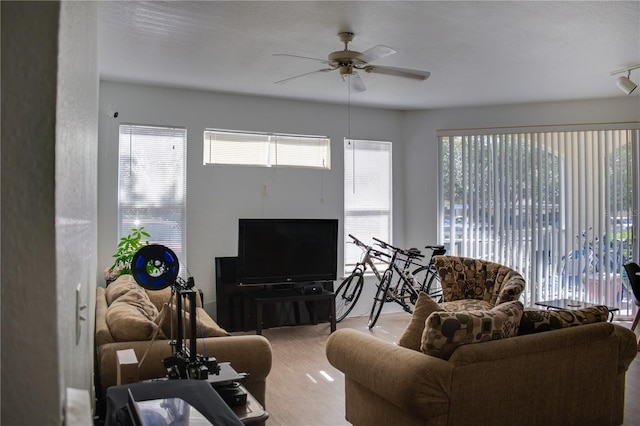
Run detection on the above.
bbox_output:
[215,257,336,333]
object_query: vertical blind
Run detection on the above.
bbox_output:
[203,129,330,169]
[344,139,393,269]
[439,126,639,313]
[118,124,187,270]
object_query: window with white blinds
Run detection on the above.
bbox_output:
[344,139,393,269]
[203,129,330,169]
[439,126,639,313]
[118,124,187,270]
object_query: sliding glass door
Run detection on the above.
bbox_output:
[439,126,639,314]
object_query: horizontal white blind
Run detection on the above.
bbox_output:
[344,139,392,268]
[203,129,330,169]
[274,135,330,168]
[440,128,638,313]
[118,124,187,269]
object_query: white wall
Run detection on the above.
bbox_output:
[56,0,99,406]
[98,81,638,320]
[98,81,405,312]
[1,2,98,424]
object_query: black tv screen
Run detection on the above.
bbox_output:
[237,218,338,285]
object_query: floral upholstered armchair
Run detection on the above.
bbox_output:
[433,255,525,312]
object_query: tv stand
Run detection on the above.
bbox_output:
[245,284,336,335]
[215,257,336,332]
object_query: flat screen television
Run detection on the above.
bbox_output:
[237,218,338,285]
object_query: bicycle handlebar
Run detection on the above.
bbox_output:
[348,234,391,259]
[372,237,425,259]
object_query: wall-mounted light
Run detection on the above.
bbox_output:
[610,64,640,95]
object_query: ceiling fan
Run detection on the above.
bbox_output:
[274,32,430,93]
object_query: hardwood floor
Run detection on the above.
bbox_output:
[233,313,640,426]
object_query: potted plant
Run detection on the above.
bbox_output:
[104,226,150,283]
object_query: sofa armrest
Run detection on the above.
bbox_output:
[613,324,638,373]
[98,335,272,403]
[95,287,114,345]
[326,329,452,419]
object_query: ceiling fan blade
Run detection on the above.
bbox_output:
[273,53,330,65]
[274,68,333,85]
[356,45,396,63]
[342,71,366,93]
[365,65,430,81]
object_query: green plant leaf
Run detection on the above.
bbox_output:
[108,226,152,278]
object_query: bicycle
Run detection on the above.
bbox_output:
[334,234,390,322]
[557,227,634,304]
[558,228,629,288]
[410,244,447,302]
[368,238,439,329]
[335,235,445,324]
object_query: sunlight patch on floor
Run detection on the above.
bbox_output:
[319,370,334,382]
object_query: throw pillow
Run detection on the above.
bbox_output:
[421,300,523,359]
[398,292,444,351]
[155,303,230,339]
[518,305,609,335]
[115,290,160,319]
[105,274,146,305]
[106,299,163,341]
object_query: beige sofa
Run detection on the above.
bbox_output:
[95,276,272,414]
[327,298,638,426]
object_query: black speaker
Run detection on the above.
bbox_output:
[215,257,242,331]
[215,256,237,285]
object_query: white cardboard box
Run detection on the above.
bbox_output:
[116,349,139,385]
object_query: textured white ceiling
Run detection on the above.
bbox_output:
[98,1,640,110]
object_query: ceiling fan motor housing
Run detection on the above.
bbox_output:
[328,50,365,65]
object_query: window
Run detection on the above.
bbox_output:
[203,129,330,169]
[118,124,187,270]
[439,126,639,312]
[344,139,393,269]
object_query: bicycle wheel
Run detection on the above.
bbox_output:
[368,271,392,329]
[412,265,442,302]
[334,272,364,322]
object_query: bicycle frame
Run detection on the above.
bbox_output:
[372,238,424,309]
[348,234,388,281]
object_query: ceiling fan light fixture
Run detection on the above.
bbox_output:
[339,66,353,76]
[616,74,637,95]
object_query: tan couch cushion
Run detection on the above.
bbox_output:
[105,274,146,305]
[145,287,173,312]
[105,277,162,342]
[155,303,229,339]
[398,292,444,351]
[106,299,163,341]
[421,300,523,359]
[146,287,203,312]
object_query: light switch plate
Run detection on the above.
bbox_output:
[76,283,87,345]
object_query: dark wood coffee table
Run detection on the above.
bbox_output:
[534,298,619,321]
